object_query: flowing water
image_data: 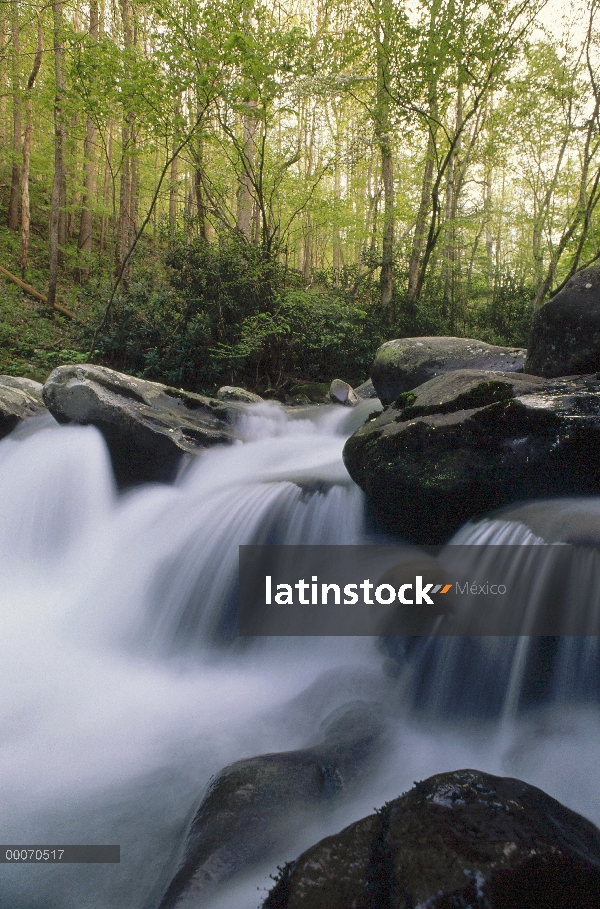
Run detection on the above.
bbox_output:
[1,402,600,908]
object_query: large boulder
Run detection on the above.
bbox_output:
[371,336,526,405]
[158,703,385,908]
[343,369,600,544]
[262,768,600,909]
[329,379,359,406]
[0,375,48,439]
[216,385,263,404]
[42,364,238,484]
[354,378,378,399]
[526,264,600,377]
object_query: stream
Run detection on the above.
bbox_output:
[1,401,600,908]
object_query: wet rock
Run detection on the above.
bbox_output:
[355,378,378,399]
[343,370,600,544]
[329,379,359,406]
[216,385,263,403]
[42,364,237,485]
[263,768,600,909]
[371,336,526,405]
[482,498,600,545]
[526,264,600,377]
[0,375,48,440]
[158,702,385,908]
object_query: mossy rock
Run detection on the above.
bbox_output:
[344,372,600,543]
[289,383,331,403]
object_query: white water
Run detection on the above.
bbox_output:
[1,403,600,909]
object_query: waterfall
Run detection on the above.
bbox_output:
[1,403,600,909]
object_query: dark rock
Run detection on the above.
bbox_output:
[216,385,263,403]
[289,383,331,403]
[0,375,48,440]
[329,379,359,406]
[42,364,237,485]
[285,393,312,406]
[371,336,526,405]
[355,378,378,399]
[158,702,385,908]
[343,370,600,544]
[526,264,600,377]
[263,768,600,909]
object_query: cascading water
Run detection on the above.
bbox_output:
[1,401,600,909]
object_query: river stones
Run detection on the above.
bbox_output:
[371,336,526,405]
[526,263,600,377]
[263,768,600,909]
[216,385,264,403]
[329,379,359,406]
[288,383,331,403]
[343,370,600,544]
[476,498,600,545]
[42,364,238,484]
[354,378,378,399]
[0,375,48,439]
[158,702,385,908]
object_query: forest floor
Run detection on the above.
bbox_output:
[0,225,100,383]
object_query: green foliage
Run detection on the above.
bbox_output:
[89,238,385,393]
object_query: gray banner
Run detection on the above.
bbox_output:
[0,846,120,863]
[238,544,600,636]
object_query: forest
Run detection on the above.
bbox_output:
[1,0,600,394]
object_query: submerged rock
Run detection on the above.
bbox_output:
[0,375,48,439]
[42,364,237,484]
[329,379,359,406]
[481,498,600,545]
[344,370,600,544]
[526,264,600,377]
[158,702,385,908]
[216,385,263,403]
[263,768,600,909]
[371,336,526,405]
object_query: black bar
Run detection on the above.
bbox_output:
[0,846,120,863]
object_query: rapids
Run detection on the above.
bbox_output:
[1,401,600,908]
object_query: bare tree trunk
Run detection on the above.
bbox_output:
[20,16,43,277]
[442,83,463,328]
[100,125,112,255]
[236,101,257,240]
[333,135,343,272]
[407,129,435,304]
[8,0,22,232]
[116,0,134,282]
[77,0,99,279]
[48,0,67,309]
[374,0,394,321]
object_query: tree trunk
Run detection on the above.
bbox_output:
[20,16,43,277]
[442,83,463,328]
[407,129,435,304]
[48,0,67,309]
[77,0,99,279]
[236,101,257,240]
[8,0,22,232]
[100,124,112,255]
[374,0,394,321]
[116,0,134,281]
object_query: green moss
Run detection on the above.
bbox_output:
[397,380,514,421]
[289,382,330,402]
[393,390,416,409]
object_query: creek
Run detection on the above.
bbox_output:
[1,401,599,908]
